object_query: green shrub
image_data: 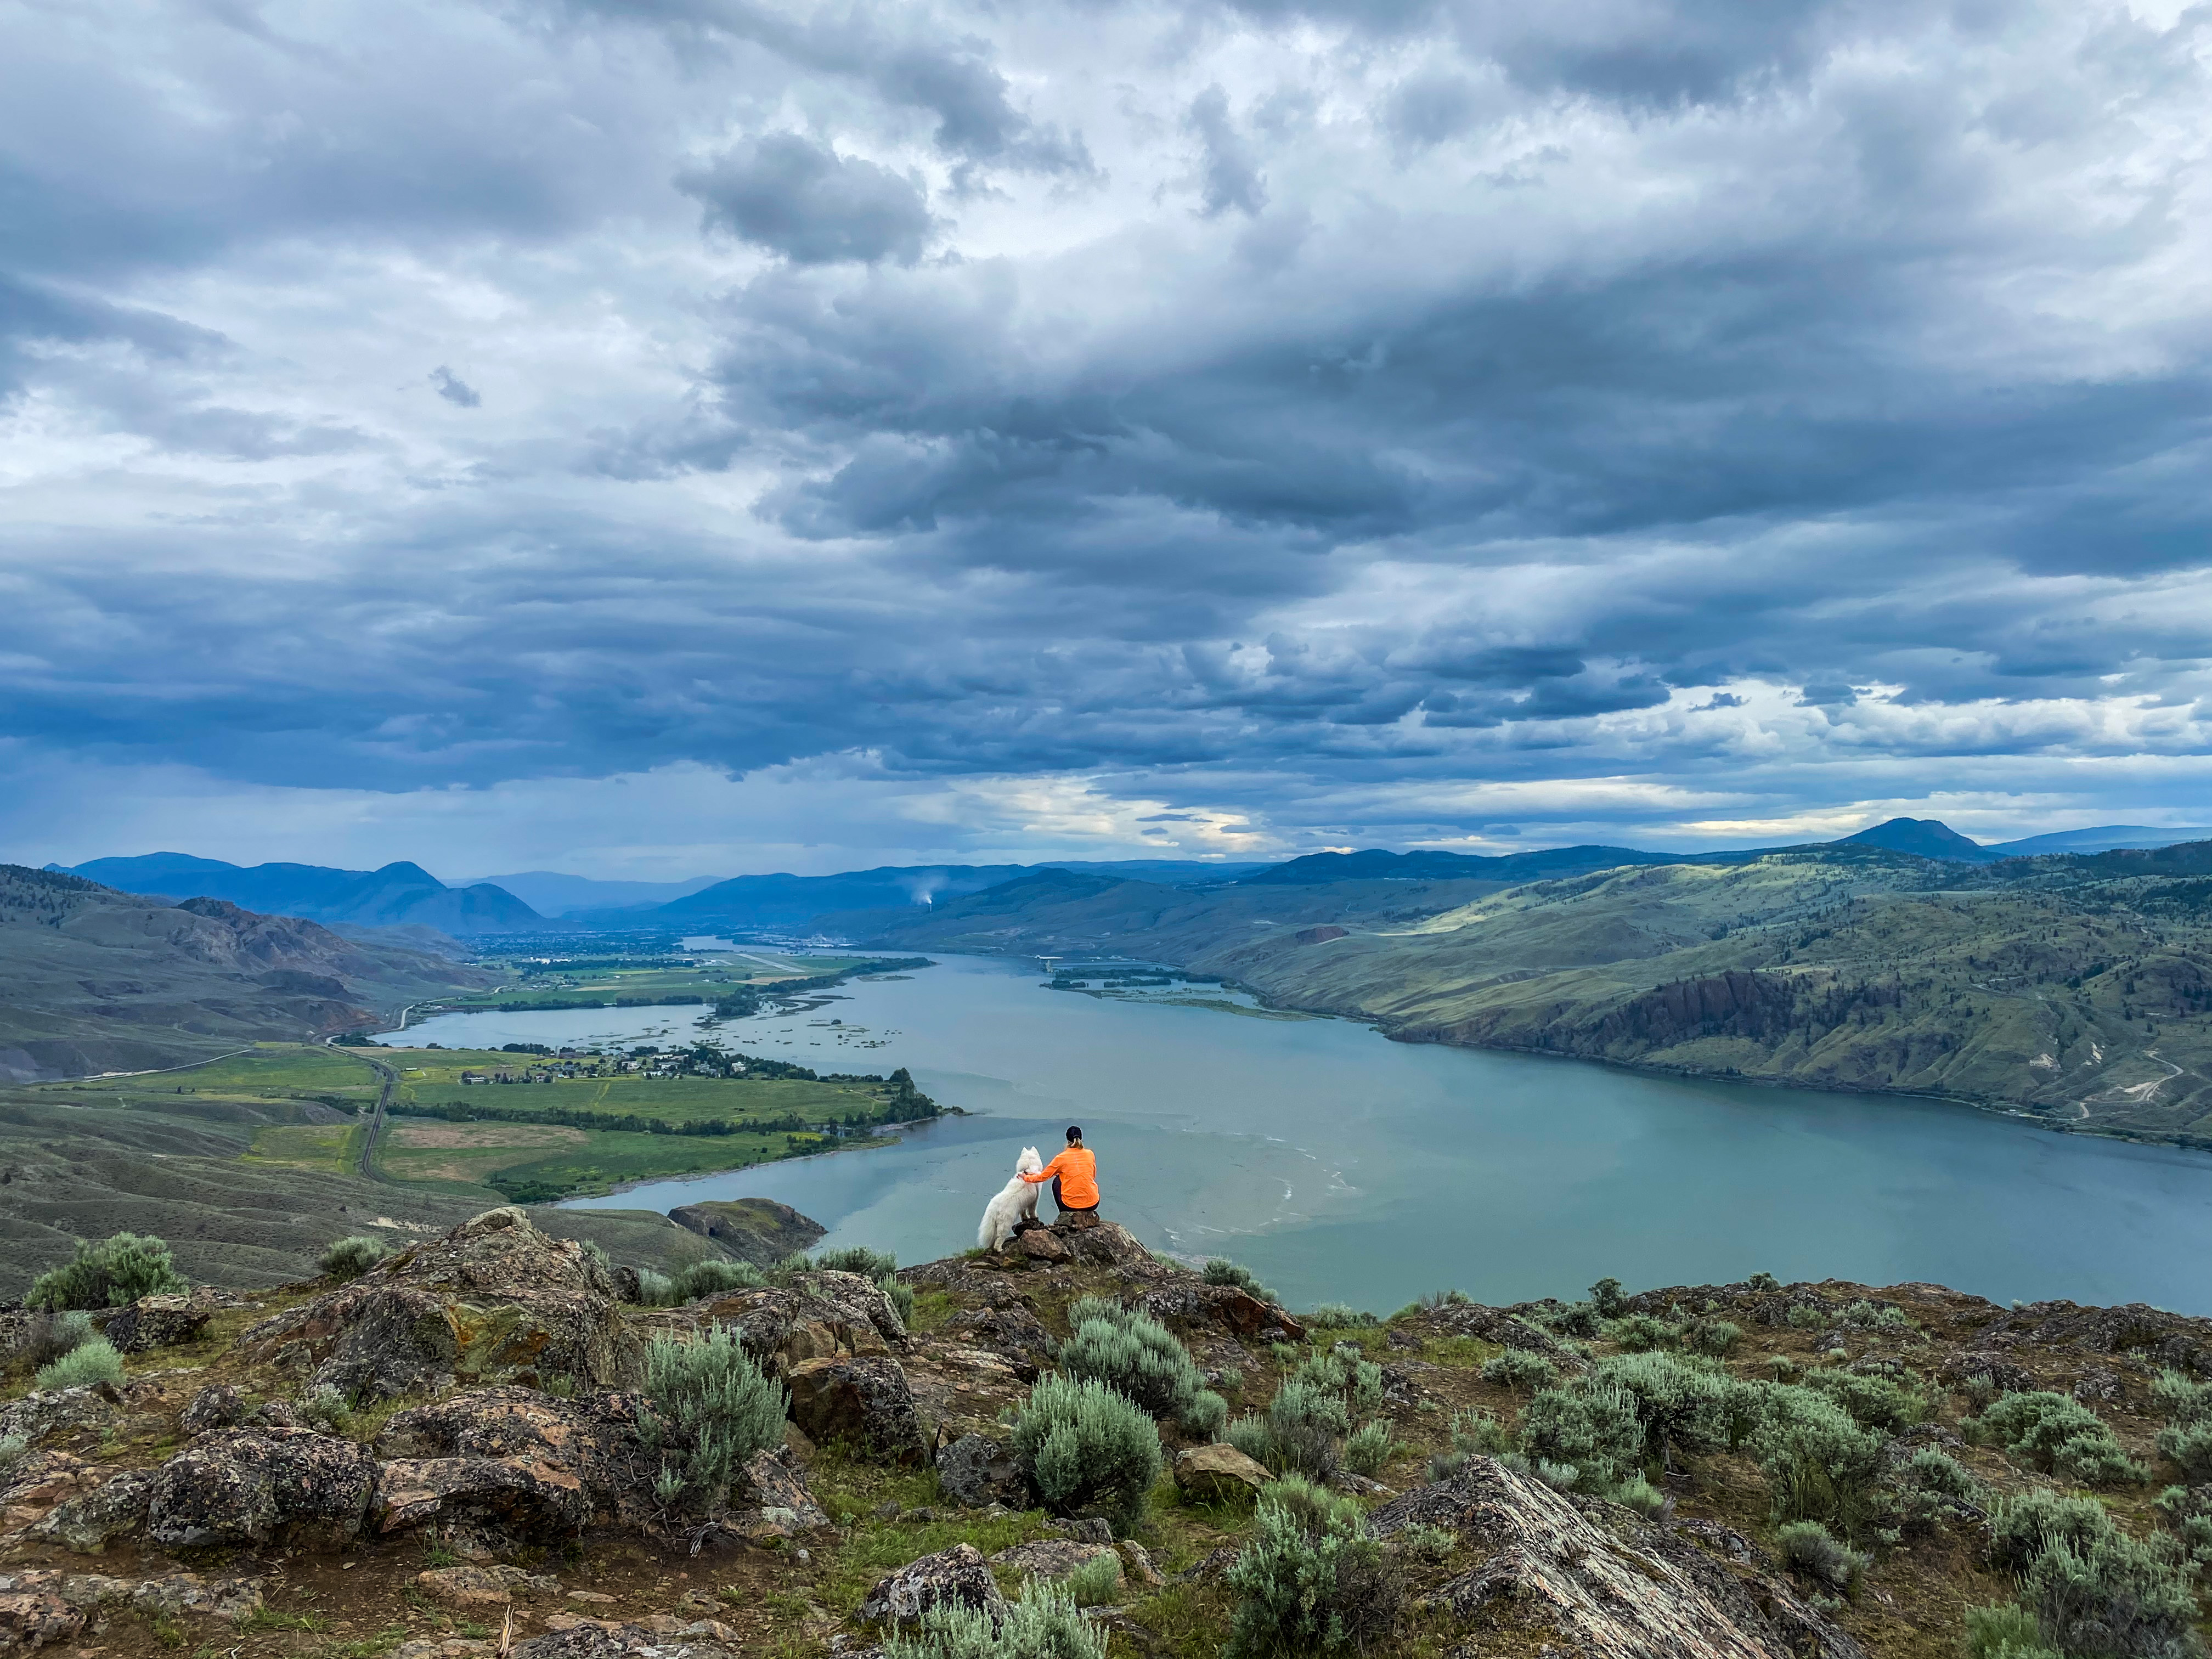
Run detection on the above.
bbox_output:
[1681,1317,1741,1357]
[879,1276,917,1325]
[1838,1300,1912,1333]
[885,1577,1106,1659]
[1204,1260,1279,1305]
[1306,1304,1376,1329]
[1480,1351,1559,1392]
[27,1233,187,1311]
[35,1338,124,1393]
[2151,1370,2212,1425]
[1234,1380,1351,1480]
[1962,1603,2061,1659]
[1990,1489,2119,1573]
[1776,1520,1867,1595]
[1589,1278,1627,1318]
[1343,1420,1393,1476]
[1605,1314,1676,1352]
[1061,1551,1124,1609]
[1785,1304,1827,1330]
[1746,1384,1886,1538]
[299,1383,354,1433]
[0,1435,24,1474]
[2155,1420,2212,1482]
[635,1268,675,1306]
[318,1235,391,1282]
[815,1244,899,1279]
[1746,1271,1782,1293]
[1803,1368,1926,1432]
[1009,1375,1163,1536]
[2022,1531,2202,1658]
[15,1310,95,1370]
[1427,1408,1510,1482]
[1519,1383,1643,1494]
[1225,1478,1401,1658]
[1969,1392,2147,1487]
[670,1259,766,1300]
[640,1328,789,1509]
[1545,1301,1602,1338]
[1290,1350,1383,1415]
[1589,1352,1736,1469]
[1612,1475,1667,1520]
[1898,1447,1983,1534]
[2153,1486,2212,1567]
[1057,1300,1227,1436]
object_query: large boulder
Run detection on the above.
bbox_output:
[939,1304,1053,1381]
[1173,1444,1271,1504]
[180,1384,298,1437]
[0,1389,117,1453]
[667,1199,826,1266]
[856,1544,1003,1628]
[1132,1282,1305,1344]
[0,1571,85,1655]
[990,1539,1119,1588]
[237,1209,642,1401]
[98,1291,217,1355]
[653,1272,907,1374]
[370,1386,656,1536]
[935,1435,1030,1509]
[729,1447,830,1543]
[26,1471,154,1553]
[145,1428,379,1549]
[1368,1457,1867,1659]
[1058,1223,1150,1268]
[787,1357,927,1464]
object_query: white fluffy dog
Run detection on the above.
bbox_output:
[978,1146,1045,1250]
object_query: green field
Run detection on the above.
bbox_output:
[438,952,891,1012]
[373,1116,867,1201]
[387,1047,901,1124]
[59,1042,385,1111]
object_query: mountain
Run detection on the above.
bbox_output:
[1244,846,1677,885]
[1831,817,2001,862]
[0,864,496,1080]
[628,858,1271,931]
[1984,825,2212,856]
[59,853,543,933]
[452,871,722,916]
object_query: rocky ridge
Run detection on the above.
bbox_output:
[0,1207,2207,1658]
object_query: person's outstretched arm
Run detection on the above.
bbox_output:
[1021,1151,1069,1185]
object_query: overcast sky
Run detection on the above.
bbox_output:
[3,0,2209,879]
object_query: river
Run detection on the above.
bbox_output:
[383,953,2212,1316]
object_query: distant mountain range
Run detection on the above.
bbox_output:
[452,871,723,916]
[54,854,544,933]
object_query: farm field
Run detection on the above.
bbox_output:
[371,1116,870,1203]
[438,952,894,1012]
[383,1047,901,1123]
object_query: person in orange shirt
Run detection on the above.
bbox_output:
[1022,1125,1099,1218]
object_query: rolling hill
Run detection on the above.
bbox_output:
[0,864,497,1080]
[58,852,544,933]
[851,839,2212,1146]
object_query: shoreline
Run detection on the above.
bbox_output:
[551,1110,961,1205]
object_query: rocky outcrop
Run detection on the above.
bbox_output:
[728,1447,830,1542]
[0,1389,117,1453]
[145,1427,379,1549]
[659,1272,909,1374]
[1173,1444,1271,1503]
[415,1566,561,1610]
[514,1622,738,1659]
[667,1199,825,1266]
[1369,1458,1867,1659]
[786,1357,926,1464]
[990,1539,1119,1588]
[856,1544,1003,1628]
[935,1435,1030,1509]
[370,1386,656,1537]
[237,1208,641,1401]
[1977,1300,2212,1374]
[180,1383,298,1436]
[939,1302,1054,1380]
[1416,1302,1579,1361]
[26,1470,154,1553]
[1132,1281,1306,1344]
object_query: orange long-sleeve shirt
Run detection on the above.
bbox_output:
[1022,1146,1098,1208]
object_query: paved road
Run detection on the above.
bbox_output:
[342,1048,400,1180]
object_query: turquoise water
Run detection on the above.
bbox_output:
[386,954,2212,1315]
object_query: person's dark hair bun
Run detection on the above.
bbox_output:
[1066,1125,1082,1142]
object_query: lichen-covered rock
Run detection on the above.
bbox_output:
[1983,1300,2212,1373]
[935,1435,1030,1509]
[668,1199,826,1266]
[989,1539,1118,1587]
[514,1623,738,1659]
[99,1293,214,1356]
[1413,1302,1578,1361]
[728,1447,828,1542]
[1012,1229,1069,1264]
[179,1384,300,1437]
[657,1272,908,1373]
[26,1470,154,1553]
[0,1572,84,1654]
[856,1543,1004,1628]
[1132,1282,1305,1344]
[237,1209,640,1402]
[0,1452,103,1538]
[1368,1457,1867,1659]
[0,1389,117,1453]
[903,1346,1026,1448]
[145,1427,378,1549]
[128,1576,264,1623]
[1058,1223,1149,1267]
[787,1356,926,1464]
[939,1304,1053,1380]
[371,1386,656,1535]
[1940,1352,2036,1395]
[1172,1444,1271,1503]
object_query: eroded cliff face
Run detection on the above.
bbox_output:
[2,1206,2207,1659]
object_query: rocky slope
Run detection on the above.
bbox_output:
[3,1207,2209,1659]
[0,865,497,1080]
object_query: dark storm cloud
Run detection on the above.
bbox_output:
[679,134,936,264]
[2,0,2210,863]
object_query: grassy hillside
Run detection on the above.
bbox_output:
[861,847,2212,1144]
[0,863,496,1080]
